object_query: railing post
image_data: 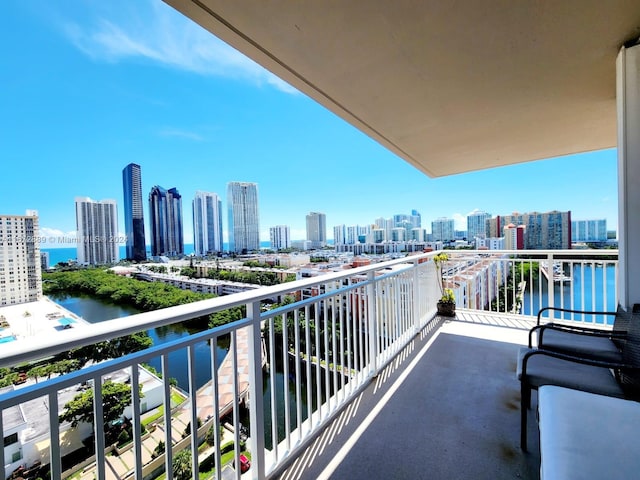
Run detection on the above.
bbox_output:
[413,258,421,333]
[247,300,266,480]
[546,254,555,309]
[367,271,379,376]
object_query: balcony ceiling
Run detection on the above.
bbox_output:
[164,1,640,177]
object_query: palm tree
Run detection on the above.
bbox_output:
[172,449,192,480]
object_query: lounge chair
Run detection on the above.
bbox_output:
[528,306,629,363]
[517,306,640,451]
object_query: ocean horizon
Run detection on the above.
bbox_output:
[41,241,276,266]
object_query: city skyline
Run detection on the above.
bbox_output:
[2,1,619,249]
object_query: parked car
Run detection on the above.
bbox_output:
[233,454,251,473]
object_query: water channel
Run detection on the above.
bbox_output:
[50,293,311,448]
[521,264,617,321]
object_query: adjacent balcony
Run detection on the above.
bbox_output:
[0,249,618,479]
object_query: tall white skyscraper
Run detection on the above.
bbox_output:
[431,217,455,242]
[410,209,422,228]
[75,197,119,265]
[375,217,394,241]
[346,225,360,245]
[227,182,260,253]
[467,210,491,242]
[193,191,223,256]
[333,224,347,245]
[0,210,42,306]
[306,212,327,249]
[270,225,291,250]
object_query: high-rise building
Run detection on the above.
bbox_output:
[75,197,119,265]
[410,228,426,242]
[431,217,455,242]
[0,210,42,306]
[503,223,526,250]
[306,212,327,249]
[371,228,386,243]
[193,191,223,256]
[489,210,572,249]
[122,163,146,261]
[410,209,422,228]
[227,182,260,253]
[40,251,50,270]
[572,219,607,243]
[391,227,406,242]
[393,214,410,227]
[149,186,184,257]
[467,210,491,242]
[346,225,360,245]
[333,224,347,245]
[270,225,291,250]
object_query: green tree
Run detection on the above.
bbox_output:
[59,380,142,429]
[208,305,246,329]
[180,266,197,278]
[172,449,193,480]
[152,440,165,459]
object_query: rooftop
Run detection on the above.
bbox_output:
[0,298,88,344]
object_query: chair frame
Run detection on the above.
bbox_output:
[519,306,640,451]
[519,347,639,450]
[529,307,624,345]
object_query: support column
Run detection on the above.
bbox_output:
[616,42,640,310]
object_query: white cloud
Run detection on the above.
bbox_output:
[451,213,467,231]
[59,0,298,94]
[39,227,78,248]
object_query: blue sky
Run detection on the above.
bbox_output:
[1,1,619,247]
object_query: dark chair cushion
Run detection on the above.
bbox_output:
[517,348,625,398]
[540,329,623,363]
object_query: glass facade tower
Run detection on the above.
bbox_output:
[149,186,184,257]
[122,163,146,261]
[193,191,223,256]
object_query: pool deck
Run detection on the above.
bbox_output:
[0,297,89,343]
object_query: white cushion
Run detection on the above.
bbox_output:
[538,385,640,480]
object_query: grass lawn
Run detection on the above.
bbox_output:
[154,448,251,480]
[141,389,187,427]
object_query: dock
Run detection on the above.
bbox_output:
[539,262,571,283]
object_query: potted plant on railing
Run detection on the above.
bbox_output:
[434,252,456,317]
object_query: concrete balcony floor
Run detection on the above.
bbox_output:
[275,310,541,480]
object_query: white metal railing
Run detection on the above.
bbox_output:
[0,252,441,480]
[0,249,618,480]
[441,249,618,325]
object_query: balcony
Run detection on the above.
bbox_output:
[0,250,618,479]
